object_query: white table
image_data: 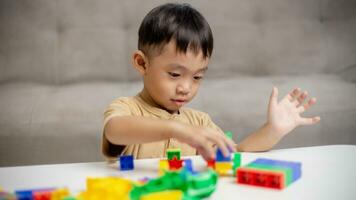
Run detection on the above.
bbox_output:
[1,145,355,200]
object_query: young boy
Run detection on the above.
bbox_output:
[102,3,320,162]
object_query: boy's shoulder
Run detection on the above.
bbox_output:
[109,96,139,106]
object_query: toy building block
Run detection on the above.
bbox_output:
[130,168,218,200]
[15,190,34,200]
[183,159,194,174]
[166,148,181,160]
[33,190,52,200]
[50,188,70,200]
[80,177,132,200]
[236,167,285,189]
[168,157,183,170]
[185,169,218,199]
[232,152,241,176]
[140,190,183,200]
[216,148,231,162]
[236,158,302,189]
[119,155,134,170]
[246,163,293,186]
[215,162,232,175]
[207,159,215,169]
[16,188,55,200]
[251,158,301,182]
[159,160,169,175]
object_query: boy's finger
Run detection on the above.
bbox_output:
[268,86,278,109]
[212,137,230,157]
[296,91,308,106]
[285,87,301,101]
[198,146,215,161]
[299,116,321,125]
[303,98,317,111]
[223,136,236,152]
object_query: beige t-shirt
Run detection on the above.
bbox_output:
[102,93,223,161]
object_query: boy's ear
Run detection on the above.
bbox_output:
[132,50,149,75]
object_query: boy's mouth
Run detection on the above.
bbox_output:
[171,99,187,106]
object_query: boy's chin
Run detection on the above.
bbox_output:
[164,104,182,114]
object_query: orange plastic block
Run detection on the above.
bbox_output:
[236,167,285,189]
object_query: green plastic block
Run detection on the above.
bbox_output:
[130,169,218,200]
[224,131,233,139]
[185,169,218,198]
[232,152,241,176]
[246,163,293,186]
[233,152,241,167]
[167,148,181,160]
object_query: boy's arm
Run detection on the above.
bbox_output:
[236,87,320,152]
[104,116,236,160]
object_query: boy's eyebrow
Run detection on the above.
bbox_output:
[168,63,208,73]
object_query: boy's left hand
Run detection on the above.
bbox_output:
[267,87,321,136]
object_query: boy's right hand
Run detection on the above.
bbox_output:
[171,122,236,161]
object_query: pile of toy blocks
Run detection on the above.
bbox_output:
[209,149,241,176]
[4,168,218,200]
[207,131,241,176]
[130,169,218,200]
[10,188,73,200]
[158,148,193,175]
[1,131,303,199]
[236,158,302,190]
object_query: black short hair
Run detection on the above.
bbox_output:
[138,3,213,59]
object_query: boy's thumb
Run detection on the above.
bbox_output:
[269,86,278,108]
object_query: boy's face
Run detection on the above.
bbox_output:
[134,40,209,114]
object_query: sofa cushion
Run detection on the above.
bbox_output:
[1,74,355,166]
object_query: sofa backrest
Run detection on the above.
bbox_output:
[1,0,355,84]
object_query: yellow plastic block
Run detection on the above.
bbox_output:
[141,190,183,200]
[51,188,70,200]
[215,162,232,175]
[77,177,132,200]
[159,160,169,175]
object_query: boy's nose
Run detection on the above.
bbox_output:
[176,82,191,95]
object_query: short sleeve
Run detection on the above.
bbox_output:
[103,97,133,128]
[102,97,135,160]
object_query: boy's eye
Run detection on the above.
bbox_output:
[168,72,180,77]
[194,76,203,80]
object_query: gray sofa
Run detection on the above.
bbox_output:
[1,0,355,166]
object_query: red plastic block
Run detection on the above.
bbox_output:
[207,159,215,169]
[236,167,285,190]
[33,190,52,200]
[168,157,183,170]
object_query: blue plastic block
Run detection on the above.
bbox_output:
[183,159,196,174]
[15,190,33,200]
[216,148,231,162]
[15,188,54,200]
[251,158,301,182]
[119,155,134,170]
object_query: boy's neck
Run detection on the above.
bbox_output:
[139,89,180,115]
